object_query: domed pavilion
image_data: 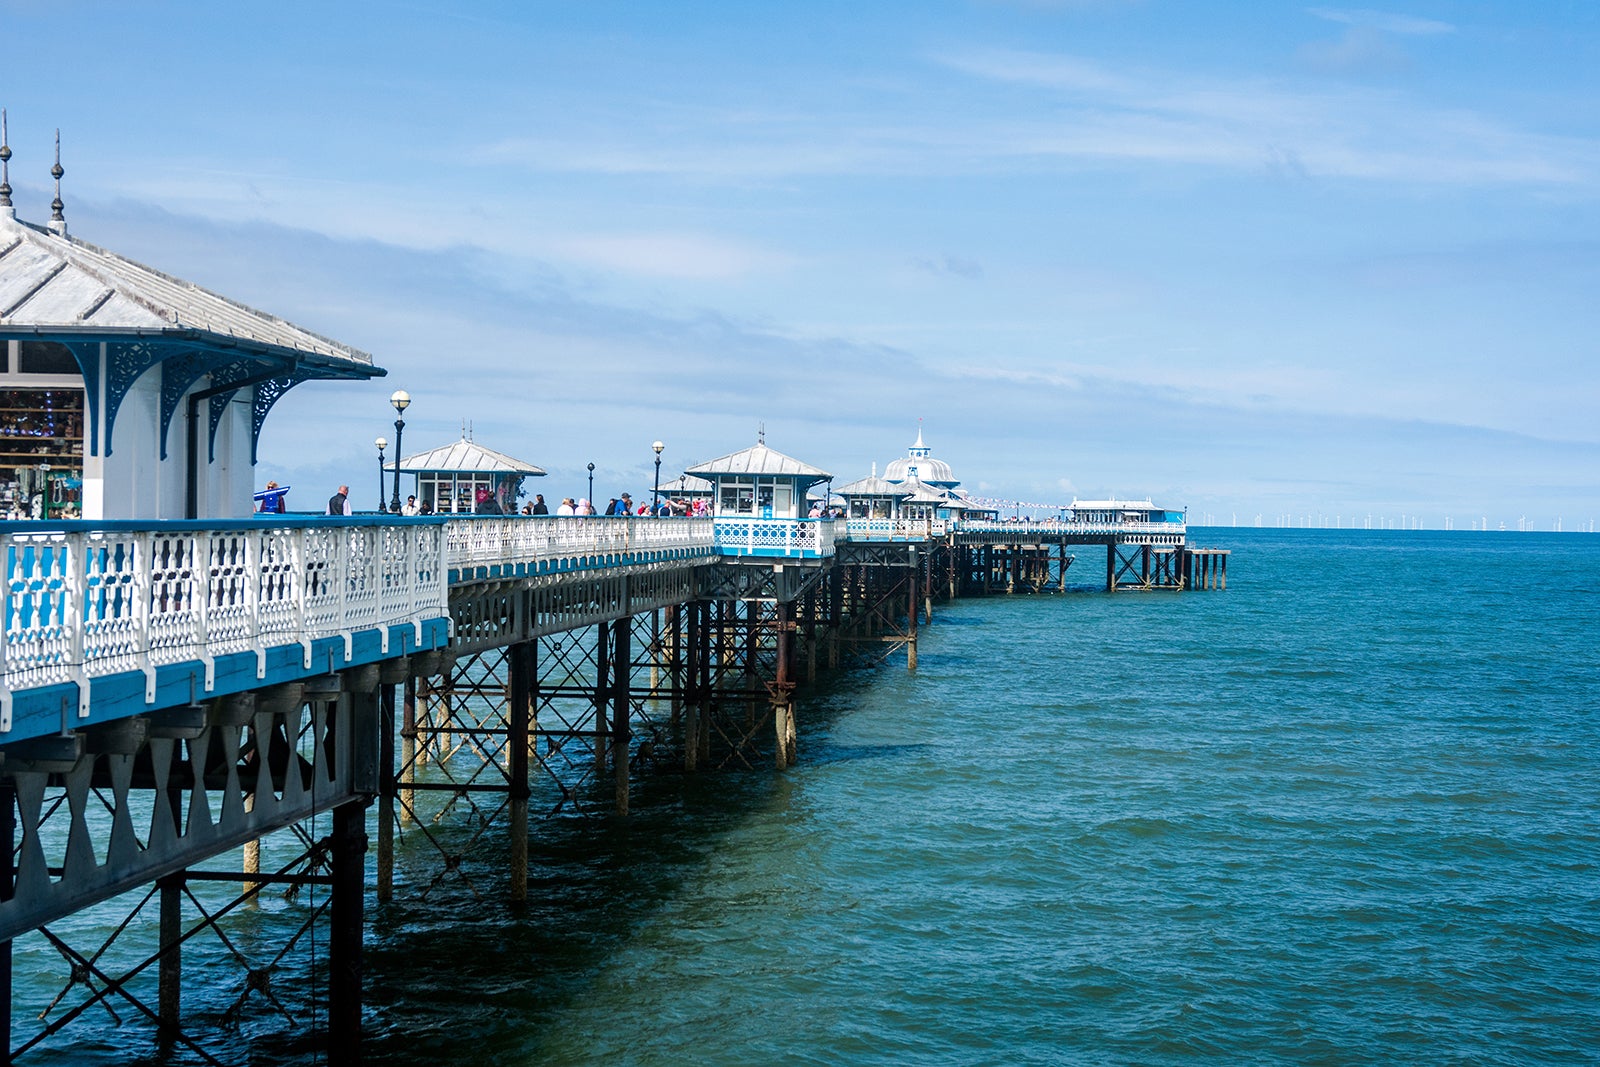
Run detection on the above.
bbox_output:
[882,424,959,490]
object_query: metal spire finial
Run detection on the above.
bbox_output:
[758,421,766,445]
[0,109,12,214]
[48,128,66,234]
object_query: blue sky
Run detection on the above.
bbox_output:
[3,1,1597,528]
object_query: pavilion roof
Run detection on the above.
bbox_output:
[900,477,952,504]
[398,437,546,476]
[834,473,911,498]
[0,212,373,372]
[685,439,831,483]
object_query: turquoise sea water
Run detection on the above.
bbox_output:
[360,528,1599,1066]
[18,529,1600,1064]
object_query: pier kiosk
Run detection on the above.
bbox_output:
[398,435,546,514]
[836,466,911,520]
[686,434,833,559]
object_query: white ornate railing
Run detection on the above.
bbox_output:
[1,518,448,728]
[842,518,947,541]
[711,517,838,558]
[444,515,716,571]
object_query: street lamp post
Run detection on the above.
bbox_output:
[651,441,664,516]
[587,462,595,512]
[389,390,410,513]
[375,437,388,512]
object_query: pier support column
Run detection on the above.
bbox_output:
[684,602,701,772]
[804,590,818,685]
[595,621,610,779]
[774,601,795,769]
[330,800,368,1065]
[242,795,260,900]
[1105,543,1117,592]
[509,640,533,901]
[612,616,632,816]
[400,676,417,826]
[666,604,683,720]
[377,683,396,903]
[158,872,183,1034]
[907,550,919,671]
[699,603,714,767]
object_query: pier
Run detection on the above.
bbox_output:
[0,159,1227,1063]
[0,509,1227,1061]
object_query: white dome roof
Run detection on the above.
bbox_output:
[882,426,959,488]
[883,454,956,486]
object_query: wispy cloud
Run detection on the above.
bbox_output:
[547,231,797,281]
[913,254,985,280]
[933,47,1595,186]
[1306,7,1455,36]
[1298,26,1413,75]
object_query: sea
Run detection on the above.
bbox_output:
[13,528,1598,1065]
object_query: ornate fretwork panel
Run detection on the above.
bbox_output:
[100,341,170,457]
[248,373,313,463]
[154,347,235,460]
[0,688,372,941]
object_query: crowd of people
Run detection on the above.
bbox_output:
[516,491,709,517]
[260,483,727,518]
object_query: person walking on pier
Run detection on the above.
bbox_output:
[531,493,548,515]
[327,485,351,515]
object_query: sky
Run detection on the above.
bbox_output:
[2,0,1598,529]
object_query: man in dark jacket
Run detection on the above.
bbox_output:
[327,485,349,515]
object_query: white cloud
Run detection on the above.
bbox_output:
[932,47,1598,187]
[546,231,797,280]
[1306,7,1455,36]
[1299,25,1411,74]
